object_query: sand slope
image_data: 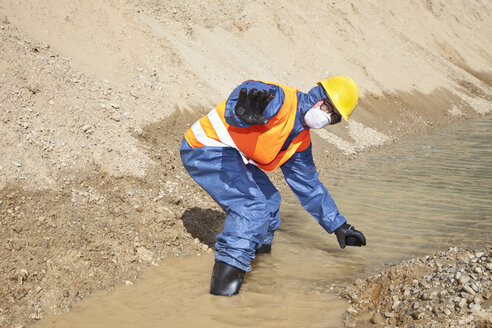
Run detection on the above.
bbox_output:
[0,1,491,327]
[0,0,491,187]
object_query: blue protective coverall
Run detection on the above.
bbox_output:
[180,80,347,272]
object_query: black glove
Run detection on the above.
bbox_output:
[235,88,275,125]
[334,223,367,249]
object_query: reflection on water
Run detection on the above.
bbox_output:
[35,117,491,328]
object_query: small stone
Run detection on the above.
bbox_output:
[82,125,91,132]
[474,296,482,305]
[470,282,480,293]
[384,312,394,318]
[346,307,357,315]
[469,303,481,311]
[458,298,467,308]
[371,313,385,325]
[201,244,208,251]
[485,263,492,271]
[455,272,462,279]
[11,161,22,167]
[459,275,470,285]
[110,103,120,109]
[49,100,55,105]
[62,290,69,297]
[421,292,432,301]
[354,278,364,286]
[463,285,476,295]
[444,308,451,315]
[474,267,482,274]
[413,301,420,310]
[125,280,133,286]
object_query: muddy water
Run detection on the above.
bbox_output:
[36,117,491,328]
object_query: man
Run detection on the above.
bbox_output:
[180,76,367,296]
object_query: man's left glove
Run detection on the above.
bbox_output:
[235,88,275,125]
[334,223,367,249]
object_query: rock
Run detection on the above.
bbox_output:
[346,307,357,315]
[62,290,69,297]
[471,282,480,293]
[458,298,467,308]
[384,312,394,318]
[485,263,492,271]
[474,267,482,274]
[136,246,153,263]
[444,308,451,315]
[421,292,432,300]
[371,312,385,325]
[459,275,470,285]
[11,161,22,167]
[82,125,91,132]
[463,285,476,295]
[125,280,133,286]
[469,303,481,311]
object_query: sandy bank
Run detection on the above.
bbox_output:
[0,1,491,327]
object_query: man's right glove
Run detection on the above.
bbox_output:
[235,88,275,125]
[334,223,367,249]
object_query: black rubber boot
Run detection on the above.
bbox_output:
[210,261,246,296]
[255,244,272,254]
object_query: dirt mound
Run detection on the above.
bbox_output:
[339,247,492,327]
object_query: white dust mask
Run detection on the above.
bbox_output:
[304,104,332,129]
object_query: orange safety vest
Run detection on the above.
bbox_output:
[184,81,311,171]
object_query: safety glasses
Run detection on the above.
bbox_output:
[320,99,342,124]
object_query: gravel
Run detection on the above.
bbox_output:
[339,247,492,327]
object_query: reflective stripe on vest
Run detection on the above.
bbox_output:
[188,110,250,165]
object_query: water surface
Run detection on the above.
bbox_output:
[36,117,492,328]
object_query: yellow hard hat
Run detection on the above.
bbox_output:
[318,76,359,121]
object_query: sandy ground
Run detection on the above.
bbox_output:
[0,0,491,327]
